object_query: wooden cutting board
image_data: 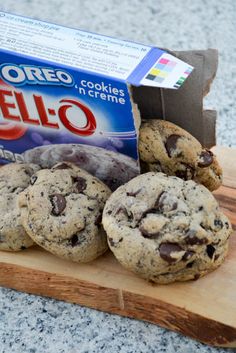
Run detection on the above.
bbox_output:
[0,146,235,347]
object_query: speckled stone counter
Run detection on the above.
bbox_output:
[0,1,235,352]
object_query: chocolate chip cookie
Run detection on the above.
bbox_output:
[0,163,40,251]
[102,172,232,283]
[19,162,111,262]
[139,119,222,191]
[23,143,139,190]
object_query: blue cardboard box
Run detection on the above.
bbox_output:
[0,11,193,189]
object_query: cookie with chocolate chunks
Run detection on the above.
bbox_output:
[139,119,222,191]
[0,163,40,251]
[102,172,232,284]
[19,162,111,262]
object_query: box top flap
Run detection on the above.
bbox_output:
[0,11,193,89]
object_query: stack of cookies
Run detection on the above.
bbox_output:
[0,119,233,284]
[103,120,232,283]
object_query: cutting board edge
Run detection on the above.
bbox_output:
[1,261,236,348]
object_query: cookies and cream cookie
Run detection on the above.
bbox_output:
[18,162,111,262]
[0,163,40,251]
[139,119,222,191]
[102,172,232,283]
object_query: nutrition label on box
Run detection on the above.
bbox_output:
[0,12,152,80]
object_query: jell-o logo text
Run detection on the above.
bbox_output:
[0,64,97,139]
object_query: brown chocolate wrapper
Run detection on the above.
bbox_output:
[131,49,218,148]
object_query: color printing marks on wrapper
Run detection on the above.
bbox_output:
[140,53,194,89]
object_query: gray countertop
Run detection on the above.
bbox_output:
[0,1,236,352]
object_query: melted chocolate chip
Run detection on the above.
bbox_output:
[108,237,123,247]
[141,192,177,219]
[214,219,223,229]
[114,207,124,215]
[117,208,133,221]
[185,236,208,246]
[136,260,143,268]
[95,213,102,226]
[214,254,220,261]
[182,250,195,261]
[198,150,213,168]
[108,238,115,247]
[139,225,160,239]
[155,192,178,212]
[141,207,158,218]
[53,162,72,170]
[154,191,166,209]
[175,164,195,181]
[225,222,229,229]
[30,175,38,185]
[213,239,221,246]
[70,233,86,247]
[126,188,142,197]
[20,246,26,250]
[200,223,207,230]
[159,243,183,263]
[24,168,32,176]
[186,261,195,268]
[198,206,204,211]
[171,202,178,211]
[71,234,79,247]
[194,274,200,281]
[165,134,181,158]
[114,206,130,218]
[185,230,208,245]
[206,244,215,259]
[49,194,66,216]
[73,177,87,193]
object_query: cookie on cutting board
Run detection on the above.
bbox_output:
[0,163,40,251]
[18,162,111,262]
[102,172,232,284]
[139,119,222,191]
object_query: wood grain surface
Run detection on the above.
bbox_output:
[0,147,236,347]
